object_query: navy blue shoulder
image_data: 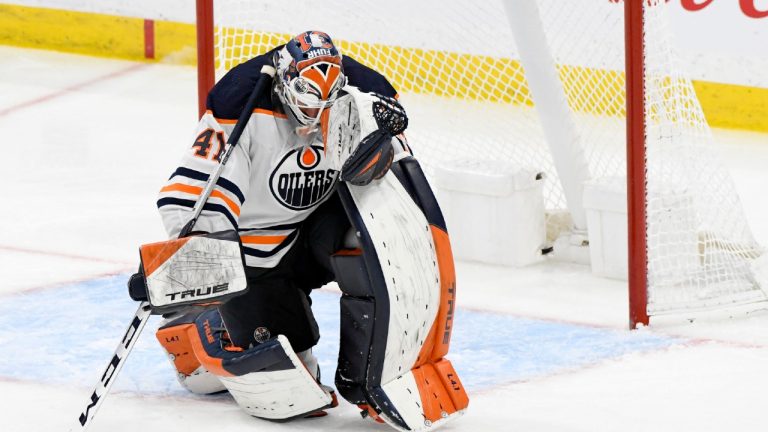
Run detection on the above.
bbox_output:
[205,47,281,120]
[342,56,398,98]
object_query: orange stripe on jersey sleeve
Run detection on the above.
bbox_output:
[160,183,241,217]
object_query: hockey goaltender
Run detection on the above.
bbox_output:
[129,30,468,431]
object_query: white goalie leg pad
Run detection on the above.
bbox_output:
[296,348,320,380]
[161,309,334,418]
[176,365,227,395]
[334,157,469,431]
[217,336,333,420]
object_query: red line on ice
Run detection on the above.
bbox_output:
[0,268,134,299]
[0,244,133,266]
[0,62,148,117]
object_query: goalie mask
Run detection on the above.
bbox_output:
[274,31,347,129]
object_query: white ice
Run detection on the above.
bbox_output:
[1,46,768,432]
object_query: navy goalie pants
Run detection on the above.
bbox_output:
[217,192,350,353]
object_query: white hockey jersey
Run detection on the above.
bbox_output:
[157,50,398,268]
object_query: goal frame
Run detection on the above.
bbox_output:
[194,0,652,329]
[196,0,215,119]
[625,0,649,328]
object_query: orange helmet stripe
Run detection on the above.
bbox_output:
[301,63,342,100]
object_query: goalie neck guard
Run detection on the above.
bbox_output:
[273,31,347,128]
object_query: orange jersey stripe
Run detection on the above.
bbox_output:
[240,235,288,245]
[160,183,241,217]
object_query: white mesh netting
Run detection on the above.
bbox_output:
[639,1,765,313]
[208,0,766,315]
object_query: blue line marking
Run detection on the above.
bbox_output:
[0,274,680,396]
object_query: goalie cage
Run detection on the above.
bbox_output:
[194,0,767,328]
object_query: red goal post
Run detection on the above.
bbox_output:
[624,0,649,327]
[196,0,215,119]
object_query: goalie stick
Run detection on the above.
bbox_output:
[69,65,276,432]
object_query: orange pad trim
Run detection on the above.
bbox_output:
[433,358,469,411]
[408,227,467,423]
[432,226,458,360]
[415,321,438,367]
[414,226,456,367]
[140,237,191,277]
[156,323,200,376]
[182,318,233,377]
[412,363,458,423]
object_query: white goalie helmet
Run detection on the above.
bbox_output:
[273,31,347,128]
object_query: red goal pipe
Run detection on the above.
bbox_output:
[625,0,649,329]
[196,0,215,119]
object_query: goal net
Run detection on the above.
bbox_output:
[199,0,767,321]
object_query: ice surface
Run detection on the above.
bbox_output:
[1,46,768,431]
[0,275,680,393]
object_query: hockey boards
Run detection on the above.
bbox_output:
[333,156,469,431]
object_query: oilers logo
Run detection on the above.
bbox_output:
[269,145,338,210]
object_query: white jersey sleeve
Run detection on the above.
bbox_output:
[157,112,251,238]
